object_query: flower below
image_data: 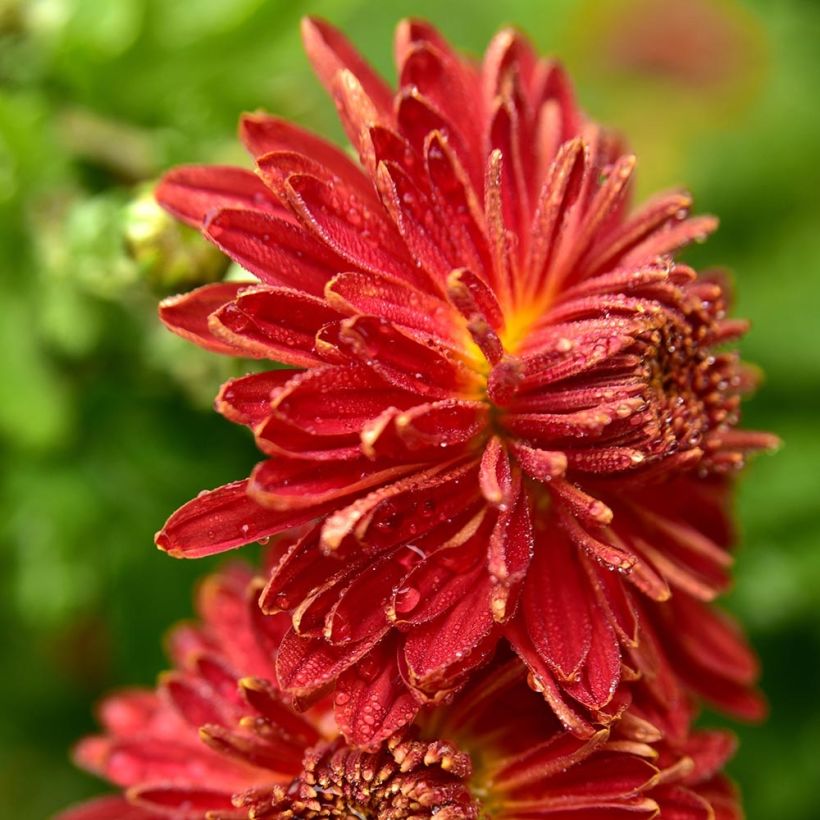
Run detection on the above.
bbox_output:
[150,17,775,742]
[58,566,742,819]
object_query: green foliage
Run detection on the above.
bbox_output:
[0,0,818,816]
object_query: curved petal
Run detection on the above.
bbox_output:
[215,370,297,427]
[158,282,249,356]
[209,285,340,366]
[334,636,420,748]
[156,480,321,558]
[155,165,283,228]
[204,209,347,295]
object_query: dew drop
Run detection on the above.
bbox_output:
[394,586,421,614]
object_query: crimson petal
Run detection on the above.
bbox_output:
[156,480,320,558]
[155,165,282,228]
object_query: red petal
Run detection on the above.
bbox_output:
[155,164,282,228]
[238,677,321,749]
[254,412,363,462]
[492,729,608,789]
[551,154,637,290]
[326,271,463,346]
[209,285,339,366]
[526,137,585,295]
[523,527,592,681]
[403,572,496,692]
[506,618,597,738]
[667,596,759,686]
[275,626,373,696]
[376,159,455,282]
[260,526,354,613]
[396,24,481,163]
[584,190,693,276]
[621,215,719,267]
[285,173,417,283]
[128,785,235,815]
[475,447,515,518]
[652,785,713,820]
[196,570,280,680]
[488,88,532,262]
[539,750,659,802]
[334,637,420,748]
[325,553,408,645]
[54,797,158,820]
[388,526,486,627]
[159,282,248,356]
[249,456,416,510]
[204,209,346,296]
[160,672,232,728]
[582,557,640,647]
[100,737,253,790]
[197,721,303,775]
[240,112,374,199]
[328,464,482,555]
[563,610,622,710]
[681,730,737,784]
[321,461,478,552]
[361,401,487,462]
[511,441,568,481]
[485,149,516,308]
[263,362,415,438]
[215,370,296,427]
[95,690,169,737]
[425,132,492,280]
[487,475,534,622]
[156,480,321,558]
[301,17,394,118]
[335,315,479,399]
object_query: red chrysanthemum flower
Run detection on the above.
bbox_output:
[153,19,776,740]
[58,566,742,820]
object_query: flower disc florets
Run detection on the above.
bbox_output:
[152,18,776,743]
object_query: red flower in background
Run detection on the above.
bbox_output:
[153,19,776,741]
[58,566,742,820]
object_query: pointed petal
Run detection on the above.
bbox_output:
[476,438,512,510]
[487,475,534,622]
[388,522,486,627]
[325,553,407,645]
[563,611,622,710]
[263,362,415,438]
[155,165,283,228]
[301,17,394,117]
[159,282,249,356]
[208,285,339,366]
[54,797,158,820]
[240,112,373,198]
[506,618,597,738]
[335,637,420,748]
[325,271,463,346]
[275,626,374,696]
[249,456,416,511]
[215,370,296,427]
[335,315,480,399]
[360,401,487,462]
[155,480,320,558]
[204,209,346,295]
[523,528,592,680]
[404,572,496,693]
[285,173,418,284]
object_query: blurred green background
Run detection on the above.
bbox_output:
[1,0,817,816]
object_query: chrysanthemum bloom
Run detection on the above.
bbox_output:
[154,20,776,739]
[59,566,742,820]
